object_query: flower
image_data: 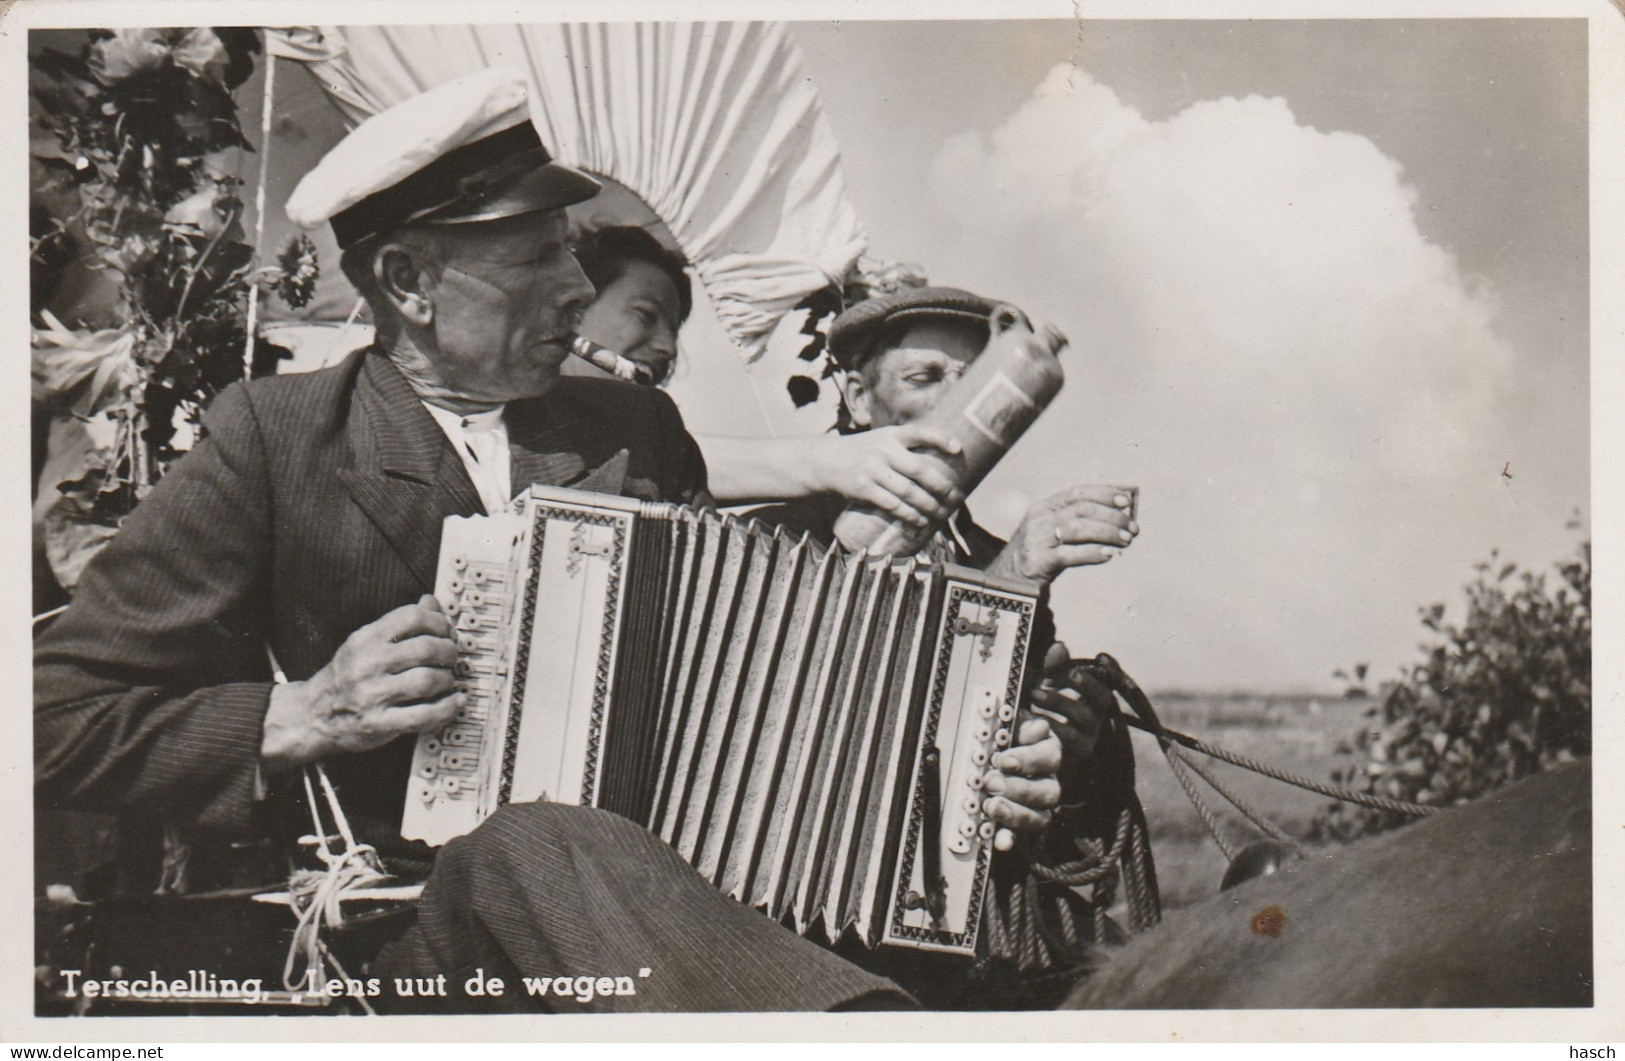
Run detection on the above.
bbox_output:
[849,259,930,300]
[272,235,321,309]
[88,29,229,86]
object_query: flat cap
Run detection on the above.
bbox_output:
[285,67,601,249]
[828,286,1013,370]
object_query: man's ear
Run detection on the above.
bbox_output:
[841,368,874,429]
[374,243,436,327]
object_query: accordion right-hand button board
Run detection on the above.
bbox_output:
[882,566,1035,956]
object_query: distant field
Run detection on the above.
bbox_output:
[1122,692,1376,911]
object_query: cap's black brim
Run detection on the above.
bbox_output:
[416,162,603,227]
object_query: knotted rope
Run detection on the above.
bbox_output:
[280,763,388,1013]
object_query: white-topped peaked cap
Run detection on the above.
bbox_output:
[285,66,600,249]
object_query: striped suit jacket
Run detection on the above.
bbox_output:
[35,346,709,873]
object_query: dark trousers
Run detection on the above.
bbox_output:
[371,802,916,1013]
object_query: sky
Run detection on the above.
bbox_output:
[671,19,1590,693]
[77,16,1593,695]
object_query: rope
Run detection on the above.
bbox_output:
[986,796,1163,977]
[1124,805,1160,930]
[1123,714,1439,818]
[1080,653,1438,819]
[263,646,389,1013]
[1164,748,1237,860]
[1171,746,1305,853]
[281,764,388,1009]
[242,50,277,380]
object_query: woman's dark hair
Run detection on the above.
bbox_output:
[570,224,694,324]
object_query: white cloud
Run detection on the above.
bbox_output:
[931,64,1520,690]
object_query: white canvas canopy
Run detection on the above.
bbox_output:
[265,22,869,362]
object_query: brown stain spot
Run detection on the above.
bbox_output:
[1250,904,1286,938]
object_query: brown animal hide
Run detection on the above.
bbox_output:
[1066,760,1591,1008]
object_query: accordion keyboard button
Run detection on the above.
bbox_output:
[971,748,989,767]
[413,780,436,805]
[950,837,972,855]
[452,555,467,571]
[958,821,976,838]
[998,702,1016,722]
[993,729,1011,748]
[967,772,986,790]
[417,762,437,780]
[963,796,980,814]
[978,821,996,840]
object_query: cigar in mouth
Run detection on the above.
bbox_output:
[568,334,655,385]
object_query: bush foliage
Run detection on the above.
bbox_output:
[1311,538,1590,842]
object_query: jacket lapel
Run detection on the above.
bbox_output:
[507,391,627,496]
[338,350,483,592]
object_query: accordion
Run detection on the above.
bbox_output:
[403,484,1040,956]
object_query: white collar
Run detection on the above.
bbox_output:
[422,402,506,434]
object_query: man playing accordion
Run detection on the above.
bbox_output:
[33,70,1080,1013]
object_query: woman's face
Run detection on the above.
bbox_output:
[574,259,683,385]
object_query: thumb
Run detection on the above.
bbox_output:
[895,422,962,457]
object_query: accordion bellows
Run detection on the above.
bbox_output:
[404,485,1040,956]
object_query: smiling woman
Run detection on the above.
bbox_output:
[568,224,693,387]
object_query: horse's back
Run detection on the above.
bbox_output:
[1066,760,1591,1009]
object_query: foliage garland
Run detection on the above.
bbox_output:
[30,28,318,590]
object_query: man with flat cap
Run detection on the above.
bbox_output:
[35,69,909,1013]
[761,285,1140,584]
[755,287,1145,1007]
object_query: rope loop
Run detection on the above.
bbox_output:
[279,764,388,1013]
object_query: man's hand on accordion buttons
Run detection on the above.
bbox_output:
[982,717,1063,851]
[261,595,465,771]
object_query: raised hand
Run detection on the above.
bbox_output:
[811,422,965,529]
[987,484,1139,584]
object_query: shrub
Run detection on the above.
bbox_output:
[1311,538,1590,842]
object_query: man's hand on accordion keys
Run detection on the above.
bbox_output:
[261,595,466,771]
[981,717,1064,851]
